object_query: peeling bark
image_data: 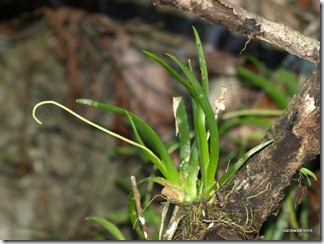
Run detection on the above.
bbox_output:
[152,0,320,63]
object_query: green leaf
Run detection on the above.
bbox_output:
[142,50,194,94]
[237,66,288,109]
[191,96,207,190]
[219,116,274,134]
[245,53,273,79]
[125,112,172,181]
[183,141,199,201]
[144,29,220,199]
[300,167,317,180]
[32,101,167,177]
[275,67,299,96]
[144,48,218,196]
[106,210,129,224]
[192,92,209,182]
[76,99,179,185]
[218,140,273,188]
[166,53,220,194]
[187,48,208,178]
[193,26,209,95]
[221,109,283,120]
[173,91,198,202]
[85,216,126,240]
[173,97,190,172]
[300,167,317,186]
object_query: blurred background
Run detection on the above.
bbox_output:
[0,0,320,240]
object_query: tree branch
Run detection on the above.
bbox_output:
[152,0,320,63]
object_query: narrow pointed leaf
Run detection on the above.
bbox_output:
[218,140,273,188]
[182,140,199,202]
[193,26,209,95]
[191,96,207,188]
[143,50,194,94]
[237,66,288,109]
[300,167,317,181]
[166,53,220,191]
[85,216,126,240]
[76,99,179,185]
[126,112,172,181]
[173,97,190,172]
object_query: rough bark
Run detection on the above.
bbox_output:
[152,0,320,63]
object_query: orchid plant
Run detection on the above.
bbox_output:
[32,27,272,240]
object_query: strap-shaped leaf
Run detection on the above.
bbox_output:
[237,66,288,109]
[219,116,274,134]
[188,60,209,179]
[182,140,199,202]
[76,99,179,185]
[191,96,207,188]
[275,67,299,96]
[126,111,172,181]
[221,109,283,120]
[85,216,126,240]
[188,59,208,183]
[142,50,194,95]
[173,97,200,202]
[218,140,273,188]
[173,97,190,171]
[193,26,209,95]
[165,54,220,193]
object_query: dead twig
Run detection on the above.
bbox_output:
[130,175,151,240]
[163,205,180,240]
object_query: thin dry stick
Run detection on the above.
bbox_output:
[163,205,180,240]
[159,201,170,240]
[130,175,151,240]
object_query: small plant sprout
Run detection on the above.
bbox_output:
[32,27,273,240]
[299,167,317,186]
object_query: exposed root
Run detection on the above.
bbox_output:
[172,197,257,240]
